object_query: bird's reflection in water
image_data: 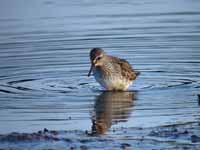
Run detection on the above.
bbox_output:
[91,91,136,135]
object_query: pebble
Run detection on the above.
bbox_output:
[191,135,200,143]
[121,143,131,150]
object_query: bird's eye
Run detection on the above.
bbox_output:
[97,57,101,61]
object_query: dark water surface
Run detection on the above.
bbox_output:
[0,0,200,149]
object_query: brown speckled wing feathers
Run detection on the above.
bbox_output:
[110,56,136,81]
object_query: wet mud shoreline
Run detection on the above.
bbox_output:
[0,122,199,150]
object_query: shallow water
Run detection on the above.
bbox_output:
[0,0,200,149]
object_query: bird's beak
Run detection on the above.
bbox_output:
[88,63,94,77]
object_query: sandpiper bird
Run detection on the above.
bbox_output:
[88,48,138,91]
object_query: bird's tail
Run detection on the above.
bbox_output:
[135,71,140,77]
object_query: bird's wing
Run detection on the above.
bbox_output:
[110,56,137,81]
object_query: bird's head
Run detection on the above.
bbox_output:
[88,48,106,77]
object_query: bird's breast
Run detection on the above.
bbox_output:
[93,67,132,91]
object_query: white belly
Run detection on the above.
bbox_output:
[94,74,132,91]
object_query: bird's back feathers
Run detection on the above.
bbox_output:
[109,56,137,81]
